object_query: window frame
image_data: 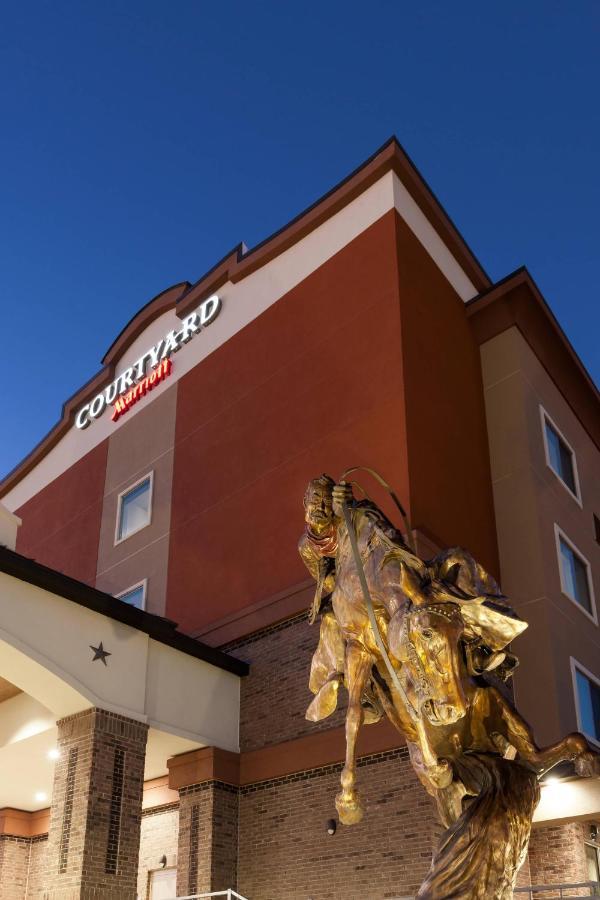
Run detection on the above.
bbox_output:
[554,523,597,624]
[540,405,582,506]
[570,657,600,749]
[114,471,154,546]
[115,578,147,611]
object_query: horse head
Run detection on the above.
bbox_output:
[397,564,469,726]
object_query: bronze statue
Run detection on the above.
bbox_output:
[300,473,599,900]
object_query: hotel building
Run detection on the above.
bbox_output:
[0,138,598,899]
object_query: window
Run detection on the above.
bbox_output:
[571,659,600,745]
[115,473,153,543]
[541,407,580,502]
[116,580,146,610]
[555,525,596,621]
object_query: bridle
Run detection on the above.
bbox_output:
[400,603,463,707]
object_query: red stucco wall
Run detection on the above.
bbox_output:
[167,211,410,633]
[15,441,108,585]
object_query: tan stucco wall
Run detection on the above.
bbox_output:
[0,571,240,748]
[95,385,177,616]
[481,326,600,746]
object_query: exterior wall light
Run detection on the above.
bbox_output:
[326,818,337,835]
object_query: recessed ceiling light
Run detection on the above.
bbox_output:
[47,748,60,760]
[34,792,47,803]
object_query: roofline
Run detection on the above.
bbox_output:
[175,135,491,316]
[0,546,248,677]
[467,266,600,451]
[0,136,490,498]
[0,281,190,499]
[101,279,191,365]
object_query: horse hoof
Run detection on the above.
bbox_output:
[567,733,589,756]
[575,751,600,778]
[335,790,364,825]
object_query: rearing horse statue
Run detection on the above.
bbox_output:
[299,473,599,900]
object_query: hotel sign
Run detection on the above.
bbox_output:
[75,294,221,429]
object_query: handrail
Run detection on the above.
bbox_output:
[169,891,249,900]
[514,882,600,898]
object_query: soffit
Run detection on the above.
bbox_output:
[0,723,202,813]
[0,678,21,703]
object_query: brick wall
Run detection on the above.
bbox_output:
[228,614,545,899]
[238,747,440,900]
[137,805,179,900]
[0,836,30,899]
[228,613,348,752]
[528,820,599,895]
[23,836,48,899]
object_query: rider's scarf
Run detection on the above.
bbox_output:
[305,523,338,624]
[304,522,338,557]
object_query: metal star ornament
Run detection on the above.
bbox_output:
[89,642,111,666]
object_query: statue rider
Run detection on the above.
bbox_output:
[299,474,519,725]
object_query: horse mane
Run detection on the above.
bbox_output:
[353,500,412,552]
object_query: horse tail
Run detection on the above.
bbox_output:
[417,754,539,900]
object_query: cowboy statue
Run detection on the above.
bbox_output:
[299,471,599,900]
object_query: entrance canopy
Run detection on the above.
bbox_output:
[0,519,246,811]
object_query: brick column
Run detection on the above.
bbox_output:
[176,781,238,895]
[46,707,148,900]
[528,820,596,890]
[0,835,30,898]
[168,747,240,896]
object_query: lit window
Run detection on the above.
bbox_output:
[557,531,593,616]
[542,410,579,499]
[117,582,146,609]
[573,663,600,743]
[116,474,152,543]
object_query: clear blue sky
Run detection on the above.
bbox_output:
[1,1,598,479]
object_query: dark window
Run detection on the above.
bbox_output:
[117,583,145,609]
[559,536,592,614]
[544,418,578,496]
[575,668,600,742]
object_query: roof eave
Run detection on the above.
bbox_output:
[0,546,248,677]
